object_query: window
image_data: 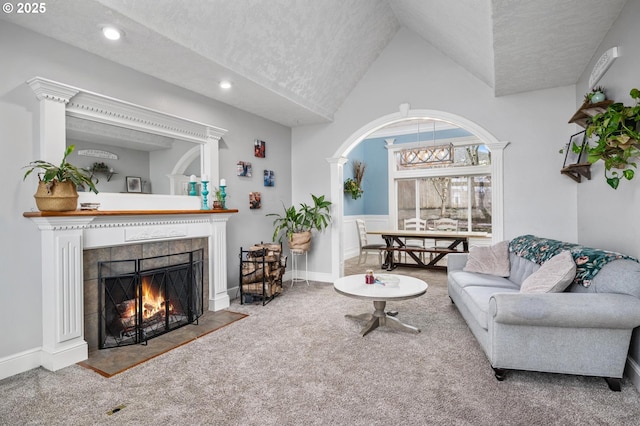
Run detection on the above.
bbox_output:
[390,127,492,234]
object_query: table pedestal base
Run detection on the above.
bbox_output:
[346,300,421,336]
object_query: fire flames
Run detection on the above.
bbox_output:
[140,276,174,319]
[118,276,175,323]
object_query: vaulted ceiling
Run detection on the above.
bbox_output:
[2,0,628,127]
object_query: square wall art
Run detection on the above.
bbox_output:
[237,161,252,177]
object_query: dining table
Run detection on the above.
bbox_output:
[367,229,488,271]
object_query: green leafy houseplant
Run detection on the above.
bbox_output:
[23,144,98,194]
[344,178,363,199]
[343,160,366,200]
[23,144,98,211]
[267,194,332,252]
[585,88,640,189]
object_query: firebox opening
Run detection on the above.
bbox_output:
[99,249,204,349]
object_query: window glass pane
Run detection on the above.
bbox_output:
[471,176,492,233]
[404,176,492,233]
[396,179,416,228]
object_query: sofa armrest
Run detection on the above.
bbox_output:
[489,293,640,329]
[447,253,468,272]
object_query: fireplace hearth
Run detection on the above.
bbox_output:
[99,249,204,349]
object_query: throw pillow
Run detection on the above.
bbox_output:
[463,241,510,277]
[520,250,576,293]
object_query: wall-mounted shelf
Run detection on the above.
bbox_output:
[90,170,117,182]
[561,163,591,183]
[568,100,613,128]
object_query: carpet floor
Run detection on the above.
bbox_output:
[1,257,639,425]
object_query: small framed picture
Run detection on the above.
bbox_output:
[126,176,142,193]
[249,192,261,209]
[264,169,275,187]
[237,161,253,177]
[254,139,266,158]
[563,130,587,168]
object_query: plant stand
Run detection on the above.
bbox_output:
[290,249,308,286]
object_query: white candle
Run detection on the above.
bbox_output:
[201,174,209,182]
[220,178,226,186]
[190,174,196,182]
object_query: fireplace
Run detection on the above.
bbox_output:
[23,210,236,374]
[99,249,204,348]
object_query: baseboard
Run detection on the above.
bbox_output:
[40,341,88,372]
[0,347,41,380]
[625,355,640,392]
[209,292,230,311]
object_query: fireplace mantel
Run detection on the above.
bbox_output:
[24,209,237,372]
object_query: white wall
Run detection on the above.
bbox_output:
[574,0,640,390]
[0,22,291,373]
[293,27,579,275]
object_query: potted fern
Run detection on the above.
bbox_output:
[23,144,98,211]
[585,88,640,189]
[267,194,332,252]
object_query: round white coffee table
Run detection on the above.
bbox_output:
[333,274,428,336]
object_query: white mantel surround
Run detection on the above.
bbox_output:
[24,209,236,372]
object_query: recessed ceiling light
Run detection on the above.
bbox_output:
[102,26,122,41]
[219,81,232,89]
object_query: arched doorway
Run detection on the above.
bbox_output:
[327,105,509,280]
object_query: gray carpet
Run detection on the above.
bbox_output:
[1,257,640,425]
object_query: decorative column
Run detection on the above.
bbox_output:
[29,216,94,371]
[208,214,233,311]
[27,77,78,163]
[326,156,348,281]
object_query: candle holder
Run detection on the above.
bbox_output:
[220,185,227,209]
[201,180,210,210]
[188,181,197,196]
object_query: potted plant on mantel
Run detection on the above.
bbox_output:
[23,144,98,212]
[585,88,640,189]
[267,194,332,253]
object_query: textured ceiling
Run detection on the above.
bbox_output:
[1,0,628,127]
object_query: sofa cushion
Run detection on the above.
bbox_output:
[520,251,576,294]
[508,253,540,286]
[458,286,519,330]
[449,271,519,290]
[463,241,510,277]
[568,259,640,298]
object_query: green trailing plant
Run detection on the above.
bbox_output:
[585,88,640,189]
[344,160,366,200]
[23,144,98,193]
[344,178,363,199]
[267,194,332,242]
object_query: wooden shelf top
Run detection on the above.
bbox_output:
[23,209,239,218]
[569,100,614,128]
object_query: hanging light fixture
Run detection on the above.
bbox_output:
[401,120,453,167]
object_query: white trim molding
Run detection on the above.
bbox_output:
[330,106,510,277]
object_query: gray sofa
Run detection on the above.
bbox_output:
[447,235,640,390]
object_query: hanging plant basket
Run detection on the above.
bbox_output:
[344,178,363,199]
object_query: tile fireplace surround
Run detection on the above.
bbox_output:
[23,209,237,372]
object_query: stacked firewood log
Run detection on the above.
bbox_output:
[241,243,287,297]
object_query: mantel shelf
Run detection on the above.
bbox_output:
[23,209,239,218]
[561,163,592,183]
